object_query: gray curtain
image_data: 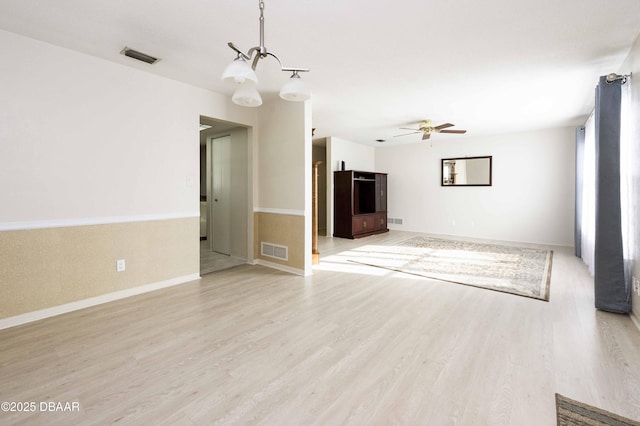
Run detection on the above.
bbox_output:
[593,76,630,313]
[574,126,585,258]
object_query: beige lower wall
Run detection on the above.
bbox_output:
[254,212,305,271]
[0,217,199,319]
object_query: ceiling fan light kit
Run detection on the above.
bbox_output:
[221,0,310,107]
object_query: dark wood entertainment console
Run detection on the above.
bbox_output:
[333,170,388,239]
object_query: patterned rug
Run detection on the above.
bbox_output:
[347,236,553,301]
[556,394,640,425]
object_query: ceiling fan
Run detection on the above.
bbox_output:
[394,119,467,140]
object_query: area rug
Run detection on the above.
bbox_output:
[346,236,553,301]
[556,394,640,425]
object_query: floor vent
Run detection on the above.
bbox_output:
[389,218,404,225]
[261,242,288,261]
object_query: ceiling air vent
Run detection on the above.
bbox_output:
[120,47,159,65]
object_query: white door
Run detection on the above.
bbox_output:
[210,136,231,255]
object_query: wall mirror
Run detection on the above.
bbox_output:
[441,156,492,186]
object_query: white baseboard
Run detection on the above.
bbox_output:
[0,273,200,331]
[253,208,305,217]
[253,259,305,276]
[631,312,640,333]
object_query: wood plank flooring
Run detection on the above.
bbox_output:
[200,240,246,275]
[1,231,639,425]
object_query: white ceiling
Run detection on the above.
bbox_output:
[2,0,640,145]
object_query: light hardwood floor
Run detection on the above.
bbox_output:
[1,231,639,425]
[200,240,246,275]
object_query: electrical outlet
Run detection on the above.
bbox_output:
[116,259,126,272]
[633,276,640,296]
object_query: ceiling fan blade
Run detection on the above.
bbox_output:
[434,123,454,130]
[439,129,467,134]
[422,132,431,140]
[393,131,421,138]
[399,127,421,131]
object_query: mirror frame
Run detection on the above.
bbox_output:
[441,156,493,187]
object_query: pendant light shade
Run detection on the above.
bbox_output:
[221,57,258,85]
[232,82,262,107]
[279,72,311,102]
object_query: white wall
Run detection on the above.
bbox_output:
[619,32,640,326]
[0,29,268,323]
[375,127,576,246]
[256,97,312,274]
[326,137,376,236]
[327,136,376,173]
[0,29,258,226]
[0,27,320,322]
[257,99,309,213]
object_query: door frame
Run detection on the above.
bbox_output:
[207,135,232,255]
[200,116,254,265]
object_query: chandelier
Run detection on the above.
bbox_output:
[221,0,311,107]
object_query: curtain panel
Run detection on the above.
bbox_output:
[574,126,585,258]
[593,76,630,313]
[580,113,596,276]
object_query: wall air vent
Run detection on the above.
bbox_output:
[261,242,288,261]
[389,218,404,225]
[120,47,160,64]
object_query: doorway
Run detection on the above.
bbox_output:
[199,117,249,275]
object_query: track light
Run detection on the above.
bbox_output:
[221,0,310,107]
